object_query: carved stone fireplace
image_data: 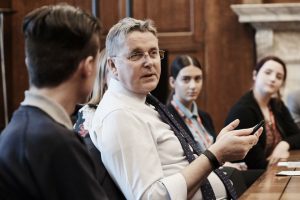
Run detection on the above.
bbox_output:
[231,3,300,99]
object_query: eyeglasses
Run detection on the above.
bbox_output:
[112,50,165,62]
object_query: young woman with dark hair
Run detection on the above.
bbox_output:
[225,56,300,169]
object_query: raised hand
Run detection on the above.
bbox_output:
[209,119,263,164]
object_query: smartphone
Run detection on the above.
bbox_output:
[251,120,265,135]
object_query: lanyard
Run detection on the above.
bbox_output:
[171,100,213,149]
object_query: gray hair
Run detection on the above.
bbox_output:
[105,17,157,57]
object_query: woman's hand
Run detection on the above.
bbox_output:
[267,141,290,166]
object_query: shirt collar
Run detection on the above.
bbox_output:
[173,96,199,119]
[21,90,73,130]
[108,78,147,104]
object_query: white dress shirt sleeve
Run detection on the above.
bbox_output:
[94,109,188,200]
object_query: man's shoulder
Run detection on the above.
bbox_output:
[96,91,135,117]
[0,106,82,170]
[92,92,150,132]
[1,106,75,145]
[101,91,129,106]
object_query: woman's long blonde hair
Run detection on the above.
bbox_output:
[88,48,109,106]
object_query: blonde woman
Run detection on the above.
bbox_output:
[74,48,110,136]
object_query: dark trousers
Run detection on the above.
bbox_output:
[221,167,264,197]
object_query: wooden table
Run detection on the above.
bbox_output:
[240,150,300,200]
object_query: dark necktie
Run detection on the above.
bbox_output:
[146,94,237,200]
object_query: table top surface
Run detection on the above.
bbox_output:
[240,150,300,200]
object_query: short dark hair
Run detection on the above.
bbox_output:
[170,55,203,79]
[23,3,101,87]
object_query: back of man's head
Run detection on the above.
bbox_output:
[105,17,157,58]
[23,3,101,88]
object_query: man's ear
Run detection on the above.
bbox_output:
[25,57,30,71]
[252,70,257,81]
[25,57,29,67]
[107,58,118,77]
[169,76,175,89]
[80,56,95,78]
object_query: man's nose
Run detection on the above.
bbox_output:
[143,52,152,60]
[143,52,154,66]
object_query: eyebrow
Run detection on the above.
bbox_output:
[265,68,284,75]
[129,47,158,52]
[181,75,202,78]
[276,73,284,77]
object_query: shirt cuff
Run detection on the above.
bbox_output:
[160,173,187,200]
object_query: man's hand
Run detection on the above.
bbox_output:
[209,119,262,164]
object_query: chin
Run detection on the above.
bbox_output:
[264,88,278,95]
[137,86,157,95]
[146,80,159,89]
[134,79,158,94]
[186,96,197,101]
[145,87,157,94]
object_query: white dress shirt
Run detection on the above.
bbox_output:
[91,78,226,200]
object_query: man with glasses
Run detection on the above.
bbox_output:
[91,17,261,200]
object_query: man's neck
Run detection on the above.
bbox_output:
[29,85,77,115]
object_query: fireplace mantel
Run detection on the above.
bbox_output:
[231,3,300,98]
[231,3,300,30]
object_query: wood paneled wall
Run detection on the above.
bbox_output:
[0,0,12,130]
[1,0,298,131]
[204,0,256,131]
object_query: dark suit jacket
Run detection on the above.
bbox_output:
[225,91,300,169]
[0,106,108,200]
[167,103,217,142]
